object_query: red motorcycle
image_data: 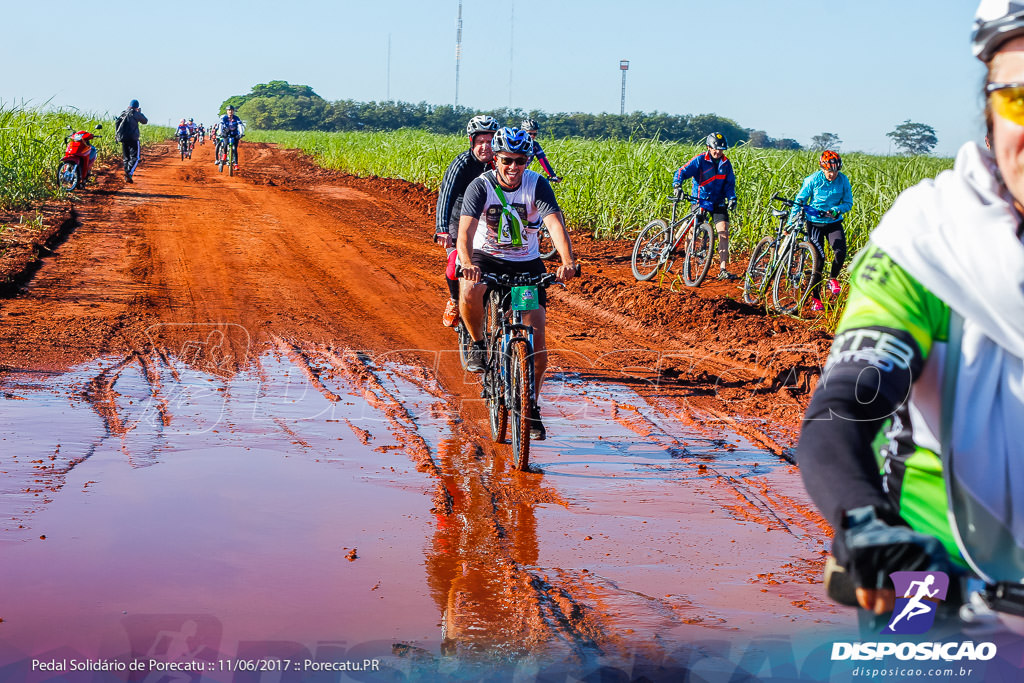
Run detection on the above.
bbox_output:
[57,124,102,191]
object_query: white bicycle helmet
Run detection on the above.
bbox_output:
[973,0,1024,61]
[466,115,500,138]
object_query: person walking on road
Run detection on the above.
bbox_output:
[115,99,148,184]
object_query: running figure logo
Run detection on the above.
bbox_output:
[883,571,950,635]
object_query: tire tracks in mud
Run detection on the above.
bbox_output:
[0,142,837,660]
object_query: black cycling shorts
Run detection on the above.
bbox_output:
[710,207,730,224]
[470,252,548,308]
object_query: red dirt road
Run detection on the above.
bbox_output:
[0,142,847,676]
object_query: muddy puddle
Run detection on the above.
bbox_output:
[0,342,849,678]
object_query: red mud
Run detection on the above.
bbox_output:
[0,141,842,670]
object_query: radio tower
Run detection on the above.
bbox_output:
[455,0,463,107]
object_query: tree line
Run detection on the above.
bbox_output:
[221,81,805,150]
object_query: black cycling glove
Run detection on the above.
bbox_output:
[839,506,953,591]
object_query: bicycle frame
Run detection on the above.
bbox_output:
[486,287,536,413]
[663,199,704,259]
[746,195,818,304]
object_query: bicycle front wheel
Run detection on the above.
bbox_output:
[743,236,774,306]
[507,339,531,472]
[772,240,822,315]
[682,222,715,287]
[631,219,671,281]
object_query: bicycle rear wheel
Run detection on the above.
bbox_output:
[507,339,531,471]
[682,222,714,287]
[456,322,471,371]
[631,219,671,281]
[537,226,557,260]
[743,236,774,305]
[485,293,508,443]
[772,240,821,315]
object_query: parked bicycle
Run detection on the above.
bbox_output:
[630,191,714,286]
[742,193,824,315]
[456,265,580,471]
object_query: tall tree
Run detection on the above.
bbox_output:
[811,132,841,151]
[886,120,938,155]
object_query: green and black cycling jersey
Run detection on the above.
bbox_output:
[797,242,963,565]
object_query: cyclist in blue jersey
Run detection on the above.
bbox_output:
[174,119,190,149]
[793,150,854,311]
[218,105,245,168]
[797,0,1024,619]
[673,132,738,280]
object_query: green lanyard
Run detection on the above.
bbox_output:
[493,182,524,247]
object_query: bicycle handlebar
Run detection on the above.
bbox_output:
[771,193,832,219]
[670,192,702,204]
[456,264,582,286]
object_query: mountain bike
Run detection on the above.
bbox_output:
[630,191,715,286]
[217,136,239,176]
[742,193,823,315]
[458,266,579,471]
[177,134,190,161]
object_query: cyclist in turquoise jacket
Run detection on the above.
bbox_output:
[793,150,854,310]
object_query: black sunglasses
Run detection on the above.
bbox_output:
[496,155,528,167]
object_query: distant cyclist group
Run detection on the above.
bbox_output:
[172,106,246,171]
[110,100,246,181]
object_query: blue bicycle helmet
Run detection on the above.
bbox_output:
[129,99,140,108]
[492,127,533,155]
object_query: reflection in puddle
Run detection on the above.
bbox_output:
[0,346,842,674]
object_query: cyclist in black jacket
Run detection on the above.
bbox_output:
[435,115,500,327]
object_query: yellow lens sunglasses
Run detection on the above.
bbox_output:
[989,82,1024,125]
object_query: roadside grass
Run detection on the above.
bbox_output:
[246,128,953,255]
[0,102,171,210]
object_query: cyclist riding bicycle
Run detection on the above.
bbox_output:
[218,106,245,168]
[797,0,1024,621]
[174,119,190,146]
[792,150,854,311]
[520,118,560,183]
[672,132,738,280]
[457,126,577,440]
[435,114,500,328]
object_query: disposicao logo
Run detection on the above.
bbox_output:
[883,571,949,635]
[831,570,997,662]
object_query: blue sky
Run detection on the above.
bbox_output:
[3,0,983,156]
